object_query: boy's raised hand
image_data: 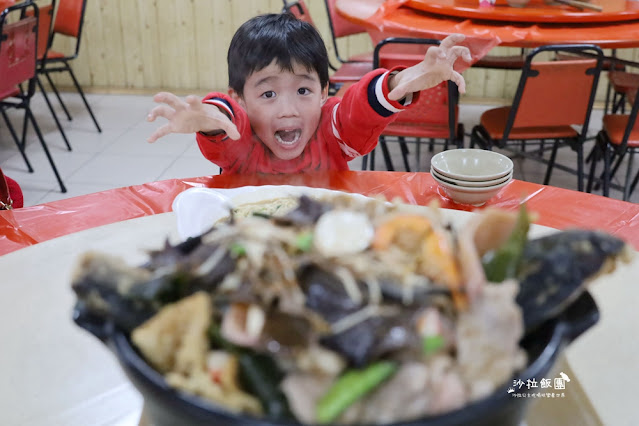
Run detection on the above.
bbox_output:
[147,92,241,143]
[387,34,472,101]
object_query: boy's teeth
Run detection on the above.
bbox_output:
[275,129,301,145]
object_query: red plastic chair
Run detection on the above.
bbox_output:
[470,44,604,192]
[473,52,526,70]
[608,69,639,114]
[587,89,639,201]
[0,0,67,193]
[38,0,101,133]
[323,0,372,65]
[282,0,372,94]
[555,49,625,116]
[362,38,463,172]
[25,0,72,151]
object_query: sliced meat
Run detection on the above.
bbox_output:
[456,281,526,400]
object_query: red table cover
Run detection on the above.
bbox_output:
[1,171,638,256]
[341,0,639,50]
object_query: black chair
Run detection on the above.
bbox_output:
[0,0,67,193]
[282,0,372,95]
[362,37,462,172]
[27,0,73,151]
[470,44,604,192]
[37,0,101,133]
[587,89,639,201]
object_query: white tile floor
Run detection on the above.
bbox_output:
[1,91,637,207]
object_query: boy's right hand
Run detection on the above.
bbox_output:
[146,92,241,143]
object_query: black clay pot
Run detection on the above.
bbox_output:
[73,292,599,426]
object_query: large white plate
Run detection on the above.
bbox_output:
[1,186,636,426]
[171,185,557,240]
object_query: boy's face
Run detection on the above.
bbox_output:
[231,60,328,161]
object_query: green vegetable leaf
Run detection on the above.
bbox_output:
[482,204,531,282]
[295,231,314,252]
[230,242,246,258]
[422,335,444,355]
[238,352,293,420]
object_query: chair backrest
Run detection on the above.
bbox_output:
[613,87,639,148]
[324,0,365,38]
[503,44,603,143]
[0,1,38,97]
[282,0,341,72]
[282,0,315,26]
[374,38,458,140]
[51,0,87,57]
[25,0,54,61]
[323,0,368,64]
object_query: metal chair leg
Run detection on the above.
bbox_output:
[66,63,102,133]
[469,128,477,148]
[379,136,394,171]
[586,145,597,193]
[544,140,560,186]
[623,149,635,201]
[44,70,73,121]
[576,142,584,192]
[36,76,72,151]
[629,152,639,196]
[456,124,464,149]
[594,148,625,191]
[370,146,376,170]
[27,109,67,193]
[1,109,33,172]
[586,134,604,193]
[396,137,410,172]
[603,143,611,197]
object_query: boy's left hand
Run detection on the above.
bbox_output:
[387,34,472,101]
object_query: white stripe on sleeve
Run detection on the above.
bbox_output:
[331,104,361,158]
[203,99,234,118]
[374,72,403,113]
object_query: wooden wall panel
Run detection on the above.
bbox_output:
[136,0,163,88]
[45,0,632,105]
[103,1,126,87]
[118,1,144,89]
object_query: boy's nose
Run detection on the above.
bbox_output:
[277,96,300,117]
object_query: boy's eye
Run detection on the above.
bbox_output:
[298,87,311,95]
[261,91,276,99]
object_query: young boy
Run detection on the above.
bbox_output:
[147,13,471,174]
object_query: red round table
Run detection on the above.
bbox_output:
[0,0,15,11]
[407,0,637,24]
[336,0,639,60]
[1,171,638,255]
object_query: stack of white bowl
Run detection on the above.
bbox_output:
[430,149,513,206]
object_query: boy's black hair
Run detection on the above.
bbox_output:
[227,13,329,96]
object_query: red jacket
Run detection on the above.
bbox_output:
[196,68,417,174]
[1,173,23,209]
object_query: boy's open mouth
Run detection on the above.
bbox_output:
[274,129,301,146]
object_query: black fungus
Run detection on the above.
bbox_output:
[517,230,625,331]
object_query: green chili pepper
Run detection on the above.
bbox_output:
[229,242,246,258]
[482,204,531,282]
[316,361,398,424]
[423,334,445,356]
[295,231,314,252]
[251,212,271,219]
